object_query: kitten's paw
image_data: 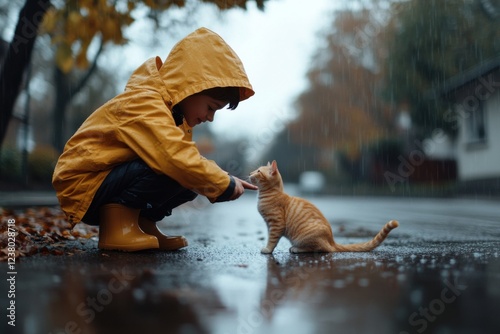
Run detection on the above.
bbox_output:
[290,246,310,253]
[260,247,273,254]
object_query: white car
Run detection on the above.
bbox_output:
[298,171,325,194]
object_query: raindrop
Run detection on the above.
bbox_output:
[410,289,423,305]
[358,278,370,287]
[132,288,146,302]
[333,279,346,289]
[440,269,449,279]
[381,271,394,278]
[397,274,407,282]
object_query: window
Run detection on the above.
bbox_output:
[466,101,487,144]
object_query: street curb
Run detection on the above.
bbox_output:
[0,191,59,209]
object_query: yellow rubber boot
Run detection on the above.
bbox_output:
[138,217,188,251]
[98,204,159,251]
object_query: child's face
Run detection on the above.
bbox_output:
[177,94,228,127]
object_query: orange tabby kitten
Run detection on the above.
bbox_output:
[249,160,399,254]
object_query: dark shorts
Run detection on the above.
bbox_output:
[82,159,197,225]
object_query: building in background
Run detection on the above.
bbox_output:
[439,57,500,194]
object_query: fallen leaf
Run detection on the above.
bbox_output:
[0,206,98,261]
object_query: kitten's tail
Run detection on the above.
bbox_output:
[332,220,399,252]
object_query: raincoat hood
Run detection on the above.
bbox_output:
[126,27,254,108]
[52,27,255,226]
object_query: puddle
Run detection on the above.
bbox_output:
[204,248,500,334]
[209,274,318,334]
[210,274,264,334]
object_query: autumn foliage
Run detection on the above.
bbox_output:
[42,0,149,72]
[0,207,98,261]
[41,0,266,73]
[288,8,395,162]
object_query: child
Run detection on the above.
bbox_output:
[52,27,258,252]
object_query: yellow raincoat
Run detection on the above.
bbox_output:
[52,27,254,227]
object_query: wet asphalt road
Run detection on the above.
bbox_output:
[2,192,500,334]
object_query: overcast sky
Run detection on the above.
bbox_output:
[119,0,337,140]
[202,0,335,139]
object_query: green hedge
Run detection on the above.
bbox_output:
[0,146,59,185]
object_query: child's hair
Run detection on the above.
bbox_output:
[199,86,240,110]
[171,86,241,125]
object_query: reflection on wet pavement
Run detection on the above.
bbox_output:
[8,196,500,334]
[210,247,499,334]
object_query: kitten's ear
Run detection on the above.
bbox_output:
[271,160,278,175]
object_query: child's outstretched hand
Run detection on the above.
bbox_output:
[230,176,258,201]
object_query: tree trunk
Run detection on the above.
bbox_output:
[52,67,71,152]
[0,0,51,147]
[52,41,103,152]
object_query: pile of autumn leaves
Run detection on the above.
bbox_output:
[0,207,98,261]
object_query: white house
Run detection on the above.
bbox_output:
[440,58,500,193]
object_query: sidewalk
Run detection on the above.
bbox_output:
[0,190,59,209]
